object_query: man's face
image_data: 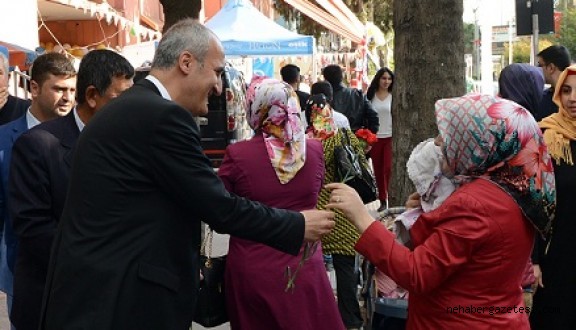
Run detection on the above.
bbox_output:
[186,39,225,116]
[31,73,76,120]
[0,57,8,109]
[91,76,133,112]
[0,57,7,89]
[537,56,555,85]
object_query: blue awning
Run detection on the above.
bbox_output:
[205,0,314,56]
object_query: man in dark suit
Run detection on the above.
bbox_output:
[0,52,30,125]
[39,19,335,330]
[0,52,76,329]
[8,49,134,330]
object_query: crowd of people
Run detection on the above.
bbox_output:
[0,18,574,330]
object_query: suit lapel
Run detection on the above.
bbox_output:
[10,116,28,143]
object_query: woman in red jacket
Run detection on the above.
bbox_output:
[326,94,556,329]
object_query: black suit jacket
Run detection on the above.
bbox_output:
[39,80,305,330]
[0,95,30,125]
[8,111,79,330]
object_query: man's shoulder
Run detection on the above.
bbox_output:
[296,90,310,99]
[0,114,26,132]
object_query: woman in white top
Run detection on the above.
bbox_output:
[367,67,394,211]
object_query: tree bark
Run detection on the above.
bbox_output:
[160,0,202,33]
[390,0,465,207]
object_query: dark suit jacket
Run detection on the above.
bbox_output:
[0,95,29,126]
[8,111,79,330]
[39,79,305,330]
[296,90,310,112]
[0,115,28,296]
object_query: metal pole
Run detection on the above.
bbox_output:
[508,19,514,65]
[474,8,480,79]
[531,13,539,66]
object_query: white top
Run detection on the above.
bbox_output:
[371,94,392,138]
[333,110,350,129]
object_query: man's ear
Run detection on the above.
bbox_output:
[85,86,99,108]
[178,51,195,74]
[30,80,40,98]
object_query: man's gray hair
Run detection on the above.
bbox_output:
[152,19,216,69]
[0,52,9,81]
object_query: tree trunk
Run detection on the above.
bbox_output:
[160,0,202,33]
[390,0,465,207]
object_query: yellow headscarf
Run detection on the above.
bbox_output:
[539,65,576,165]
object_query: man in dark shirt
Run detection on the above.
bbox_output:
[536,45,572,121]
[323,64,379,133]
[0,53,30,125]
[280,64,309,113]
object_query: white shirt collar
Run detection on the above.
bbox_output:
[73,107,84,132]
[25,107,41,129]
[145,75,172,100]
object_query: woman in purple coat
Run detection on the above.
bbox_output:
[218,78,344,330]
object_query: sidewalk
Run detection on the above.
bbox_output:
[0,292,10,329]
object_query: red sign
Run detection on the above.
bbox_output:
[554,11,562,37]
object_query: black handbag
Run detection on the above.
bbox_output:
[194,227,228,328]
[334,129,378,204]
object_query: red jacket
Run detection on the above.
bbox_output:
[356,179,533,329]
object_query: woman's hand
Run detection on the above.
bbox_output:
[533,264,544,292]
[405,192,421,209]
[325,183,375,233]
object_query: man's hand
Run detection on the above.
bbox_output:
[300,210,335,242]
[0,87,8,109]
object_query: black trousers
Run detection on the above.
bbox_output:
[333,254,363,328]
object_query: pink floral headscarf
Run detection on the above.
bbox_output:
[435,94,556,238]
[247,78,306,184]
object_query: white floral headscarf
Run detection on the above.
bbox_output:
[247,78,306,184]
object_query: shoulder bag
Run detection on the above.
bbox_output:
[193,227,228,327]
[334,129,379,204]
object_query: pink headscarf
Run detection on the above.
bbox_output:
[247,78,306,184]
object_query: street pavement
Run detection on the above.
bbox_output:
[0,292,9,329]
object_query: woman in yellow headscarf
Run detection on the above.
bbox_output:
[531,65,576,329]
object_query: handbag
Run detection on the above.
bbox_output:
[334,129,378,204]
[193,227,228,327]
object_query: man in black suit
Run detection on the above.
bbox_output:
[39,19,335,330]
[8,49,134,330]
[0,52,30,125]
